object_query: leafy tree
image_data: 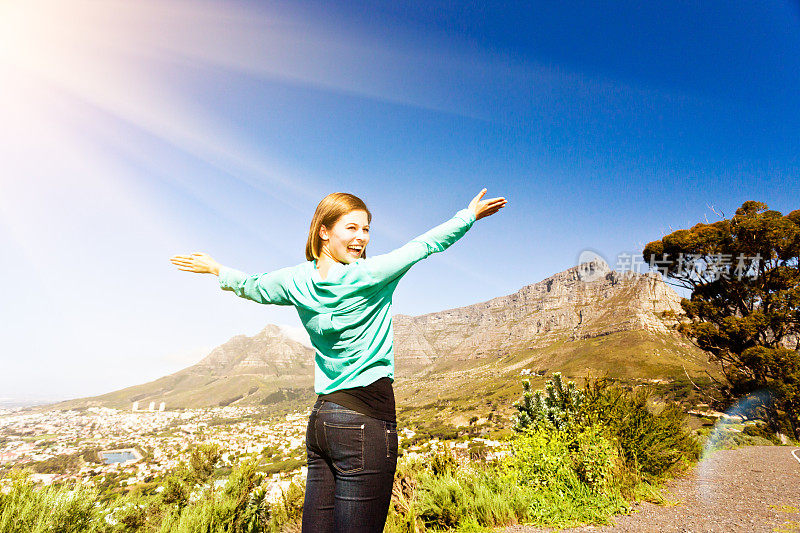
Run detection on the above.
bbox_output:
[643,201,800,437]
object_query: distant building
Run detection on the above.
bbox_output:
[132,401,139,412]
[148,402,155,412]
[159,402,165,412]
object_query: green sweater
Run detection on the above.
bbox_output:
[218,208,476,394]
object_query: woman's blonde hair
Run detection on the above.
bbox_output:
[305,193,371,261]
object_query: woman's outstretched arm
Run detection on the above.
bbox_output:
[169,253,292,305]
[363,188,506,283]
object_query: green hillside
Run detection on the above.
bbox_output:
[394,329,715,435]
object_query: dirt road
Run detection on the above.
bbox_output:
[504,446,800,533]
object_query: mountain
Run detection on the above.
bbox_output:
[394,258,694,376]
[51,261,713,416]
[390,260,712,429]
[53,325,316,411]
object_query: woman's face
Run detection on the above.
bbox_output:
[320,210,370,264]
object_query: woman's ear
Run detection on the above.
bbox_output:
[319,225,329,241]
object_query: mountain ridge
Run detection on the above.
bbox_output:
[48,260,712,413]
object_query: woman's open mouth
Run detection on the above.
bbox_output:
[347,244,363,256]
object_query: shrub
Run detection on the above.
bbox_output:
[186,443,223,485]
[509,428,581,492]
[113,493,150,531]
[570,427,624,494]
[263,479,305,532]
[160,475,190,508]
[430,446,459,477]
[513,373,583,432]
[415,472,468,529]
[581,383,700,479]
[514,375,701,482]
[0,470,106,533]
[385,457,425,533]
[28,453,83,475]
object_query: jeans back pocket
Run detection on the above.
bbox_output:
[323,422,365,474]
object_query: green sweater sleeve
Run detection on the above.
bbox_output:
[218,265,294,305]
[362,208,476,283]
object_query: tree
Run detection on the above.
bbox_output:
[643,201,800,438]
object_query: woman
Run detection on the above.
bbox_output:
[169,188,506,532]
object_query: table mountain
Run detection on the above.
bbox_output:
[394,258,691,375]
[52,261,712,412]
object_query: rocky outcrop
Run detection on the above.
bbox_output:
[393,260,685,373]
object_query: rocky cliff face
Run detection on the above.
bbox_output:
[393,259,685,373]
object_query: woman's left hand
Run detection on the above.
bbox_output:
[468,188,507,220]
[169,252,222,276]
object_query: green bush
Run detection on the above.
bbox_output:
[581,384,699,479]
[29,453,84,475]
[259,457,305,476]
[0,470,107,533]
[509,429,581,492]
[385,457,426,533]
[570,427,624,494]
[160,475,190,508]
[157,458,265,533]
[185,443,223,485]
[513,373,583,432]
[430,446,459,477]
[262,479,304,533]
[703,424,778,451]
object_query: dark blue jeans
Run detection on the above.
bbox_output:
[302,400,398,533]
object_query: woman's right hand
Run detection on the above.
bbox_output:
[468,188,507,220]
[170,252,222,276]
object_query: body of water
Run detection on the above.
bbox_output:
[99,449,141,464]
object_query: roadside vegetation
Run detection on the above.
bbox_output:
[1,373,708,532]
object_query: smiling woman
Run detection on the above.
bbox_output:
[305,192,372,280]
[169,189,506,532]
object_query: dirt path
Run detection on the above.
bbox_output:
[504,446,800,533]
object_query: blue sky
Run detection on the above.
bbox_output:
[1,0,798,403]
